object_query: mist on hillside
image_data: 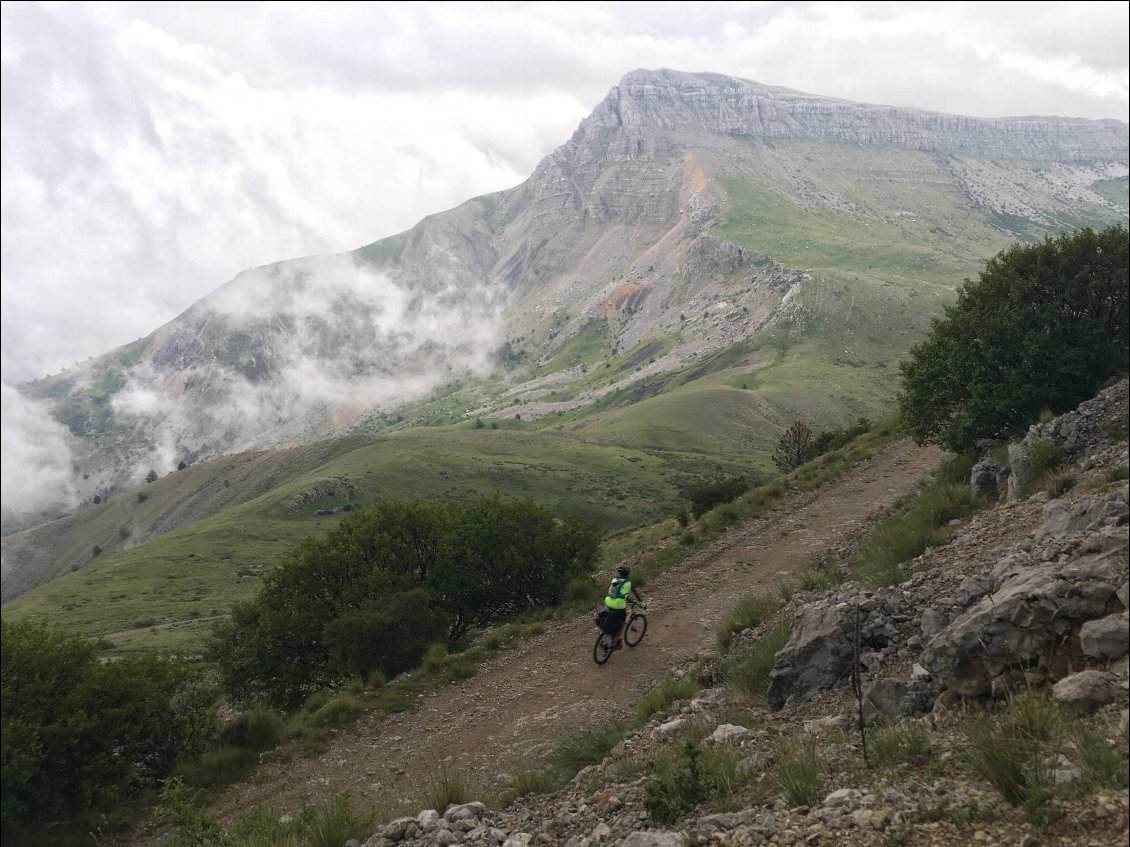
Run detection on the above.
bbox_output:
[0,383,81,530]
[1,255,502,528]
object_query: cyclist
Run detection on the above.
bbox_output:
[604,565,644,649]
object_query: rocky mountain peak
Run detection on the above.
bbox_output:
[573,67,1129,161]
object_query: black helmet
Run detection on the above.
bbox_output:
[617,566,630,578]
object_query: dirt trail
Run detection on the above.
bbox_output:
[212,439,943,823]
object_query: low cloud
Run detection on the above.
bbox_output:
[109,254,502,481]
[0,382,79,527]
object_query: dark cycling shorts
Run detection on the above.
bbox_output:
[600,607,626,634]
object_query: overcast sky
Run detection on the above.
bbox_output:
[2,1,1128,386]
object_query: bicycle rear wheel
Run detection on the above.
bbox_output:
[593,631,615,665]
[624,613,648,647]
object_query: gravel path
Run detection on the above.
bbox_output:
[181,439,942,828]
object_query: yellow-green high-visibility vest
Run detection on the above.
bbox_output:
[605,577,631,610]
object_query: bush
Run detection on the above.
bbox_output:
[774,738,822,807]
[505,766,566,803]
[725,619,791,702]
[1,620,217,832]
[899,226,1129,452]
[424,764,473,813]
[298,792,377,847]
[1027,440,1065,479]
[1043,471,1077,498]
[774,421,815,473]
[307,695,364,728]
[213,497,603,709]
[563,575,602,606]
[176,745,258,789]
[850,455,975,587]
[219,704,285,751]
[645,740,707,824]
[964,692,1062,808]
[716,594,780,652]
[551,723,626,776]
[322,589,451,680]
[869,723,932,767]
[635,677,700,725]
[1067,719,1130,790]
[644,739,746,824]
[684,476,749,518]
[811,418,872,455]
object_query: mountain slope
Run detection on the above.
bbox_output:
[5,68,1127,604]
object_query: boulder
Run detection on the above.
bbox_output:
[971,454,1008,500]
[922,548,1126,697]
[709,724,750,744]
[766,602,856,709]
[445,802,488,823]
[1052,670,1120,714]
[862,679,908,721]
[1079,612,1130,660]
[620,833,685,847]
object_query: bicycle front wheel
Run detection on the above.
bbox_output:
[593,631,615,665]
[624,613,648,647]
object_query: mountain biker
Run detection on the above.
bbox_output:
[604,565,644,649]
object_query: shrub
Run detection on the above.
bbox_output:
[964,692,1062,808]
[219,703,285,751]
[899,226,1129,452]
[213,497,603,709]
[811,418,872,455]
[1,620,216,831]
[308,695,364,728]
[424,764,473,813]
[505,766,566,803]
[1027,440,1064,479]
[716,595,780,652]
[1043,471,1077,498]
[774,421,815,473]
[850,455,975,587]
[869,723,932,767]
[322,589,451,680]
[298,792,377,847]
[635,677,700,725]
[563,576,602,606]
[1105,465,1130,482]
[774,737,822,807]
[645,740,707,824]
[176,745,257,789]
[551,723,626,776]
[684,476,749,518]
[725,619,791,702]
[1067,719,1130,790]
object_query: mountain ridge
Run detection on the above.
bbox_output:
[4,68,1127,605]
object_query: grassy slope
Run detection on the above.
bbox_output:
[9,141,1123,656]
[5,425,701,653]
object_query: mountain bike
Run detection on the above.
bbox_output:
[593,599,648,665]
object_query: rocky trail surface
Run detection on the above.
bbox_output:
[192,439,943,828]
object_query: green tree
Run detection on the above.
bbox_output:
[1,620,216,832]
[899,226,1128,452]
[212,498,603,709]
[683,476,749,518]
[773,420,815,472]
[322,589,450,679]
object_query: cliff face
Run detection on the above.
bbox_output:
[16,69,1130,532]
[602,69,1128,160]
